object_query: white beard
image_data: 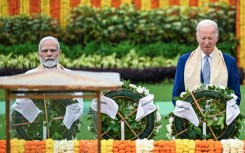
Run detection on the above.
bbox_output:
[40,57,59,68]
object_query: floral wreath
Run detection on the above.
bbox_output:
[166,84,245,140]
[88,80,162,140]
[12,96,81,140]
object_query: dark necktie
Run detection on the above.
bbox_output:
[203,56,210,84]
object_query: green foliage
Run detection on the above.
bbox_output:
[0,42,37,55]
[0,3,238,50]
[64,3,237,46]
[0,2,239,69]
[0,40,236,59]
[0,15,62,45]
[0,50,178,69]
[0,53,39,68]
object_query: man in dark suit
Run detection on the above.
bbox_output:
[172,19,241,105]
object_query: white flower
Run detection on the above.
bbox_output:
[136,139,154,153]
[166,133,171,138]
[129,83,136,89]
[169,116,174,123]
[231,93,238,100]
[221,139,244,153]
[219,85,226,89]
[155,124,162,132]
[136,86,144,94]
[166,133,175,140]
[142,87,149,96]
[156,111,161,122]
[193,85,200,91]
[204,84,209,89]
[156,105,160,110]
[143,89,150,96]
[180,92,186,97]
[166,124,172,133]
[53,140,59,152]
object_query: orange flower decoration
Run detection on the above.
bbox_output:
[113,140,136,153]
[0,140,6,153]
[79,140,98,153]
[154,140,176,153]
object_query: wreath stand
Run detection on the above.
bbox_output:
[0,70,120,153]
[91,88,156,140]
[173,89,237,140]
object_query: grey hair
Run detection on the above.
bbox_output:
[38,36,60,51]
[196,19,219,34]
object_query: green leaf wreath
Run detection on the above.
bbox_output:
[166,84,245,140]
[88,80,162,140]
[12,94,81,140]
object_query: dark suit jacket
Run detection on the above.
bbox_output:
[172,52,241,105]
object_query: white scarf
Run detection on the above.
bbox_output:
[184,46,228,90]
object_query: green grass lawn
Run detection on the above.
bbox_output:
[0,82,245,140]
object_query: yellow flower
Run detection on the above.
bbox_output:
[46,139,54,152]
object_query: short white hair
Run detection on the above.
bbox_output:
[38,36,60,51]
[196,19,218,34]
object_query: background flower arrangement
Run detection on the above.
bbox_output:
[88,80,162,140]
[166,84,245,140]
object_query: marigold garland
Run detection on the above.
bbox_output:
[195,139,222,153]
[60,0,70,29]
[113,140,136,153]
[50,0,60,20]
[141,0,151,11]
[45,138,54,153]
[153,140,176,153]
[20,0,30,16]
[111,0,121,8]
[8,0,20,15]
[73,140,80,153]
[41,0,50,16]
[151,0,159,9]
[30,0,41,15]
[238,0,245,74]
[169,0,180,6]
[0,140,6,153]
[175,139,195,153]
[1,139,245,152]
[70,0,81,8]
[24,140,46,153]
[79,140,98,153]
[133,0,141,10]
[189,0,198,6]
[0,0,238,31]
[0,0,8,16]
[101,0,111,8]
[101,139,113,153]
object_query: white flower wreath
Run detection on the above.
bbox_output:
[166,84,245,140]
[88,80,162,140]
